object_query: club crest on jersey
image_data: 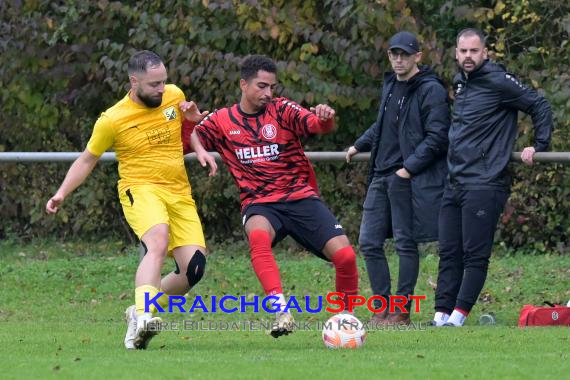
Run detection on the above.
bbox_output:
[163,106,177,121]
[261,124,277,140]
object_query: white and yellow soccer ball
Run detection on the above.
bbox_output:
[322,313,366,349]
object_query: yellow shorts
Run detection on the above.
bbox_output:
[119,185,206,253]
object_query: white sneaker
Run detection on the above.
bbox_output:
[134,313,163,350]
[124,305,137,350]
[270,311,294,338]
[430,311,450,327]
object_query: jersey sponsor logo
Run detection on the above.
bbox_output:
[234,144,279,164]
[147,127,171,145]
[163,106,177,121]
[261,124,277,140]
[229,130,241,135]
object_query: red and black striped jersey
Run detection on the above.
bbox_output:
[194,97,334,210]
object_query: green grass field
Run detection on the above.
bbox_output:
[1,239,569,379]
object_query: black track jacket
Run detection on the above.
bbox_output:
[448,60,552,189]
[354,66,450,242]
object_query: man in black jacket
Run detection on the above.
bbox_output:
[431,28,553,327]
[346,31,450,325]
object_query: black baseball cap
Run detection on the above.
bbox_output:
[388,31,420,54]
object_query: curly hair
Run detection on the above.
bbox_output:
[240,55,277,81]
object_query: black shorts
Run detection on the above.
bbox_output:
[242,197,346,260]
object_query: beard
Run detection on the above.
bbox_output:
[137,91,163,108]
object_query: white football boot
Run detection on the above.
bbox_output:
[133,312,163,349]
[124,305,137,350]
[270,311,294,338]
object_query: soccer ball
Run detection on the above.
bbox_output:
[322,314,366,349]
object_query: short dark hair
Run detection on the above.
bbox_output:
[456,28,486,45]
[240,55,277,81]
[127,50,163,75]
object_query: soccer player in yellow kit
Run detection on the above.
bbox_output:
[46,50,216,350]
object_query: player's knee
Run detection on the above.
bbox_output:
[248,229,272,248]
[331,246,356,267]
[142,225,170,255]
[141,239,169,258]
[186,250,206,287]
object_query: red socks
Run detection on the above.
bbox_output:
[248,230,282,296]
[248,230,359,310]
[331,246,359,305]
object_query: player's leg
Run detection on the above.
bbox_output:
[243,206,293,337]
[159,246,206,301]
[159,191,208,309]
[136,224,170,305]
[133,224,170,349]
[285,198,359,313]
[322,235,359,313]
[119,186,169,349]
[244,212,281,301]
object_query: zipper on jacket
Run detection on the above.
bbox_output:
[481,149,488,172]
[450,81,468,170]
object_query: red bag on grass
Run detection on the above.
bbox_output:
[518,302,570,327]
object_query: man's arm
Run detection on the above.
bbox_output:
[190,130,217,177]
[352,91,385,155]
[307,104,336,134]
[45,149,100,214]
[47,113,115,214]
[499,73,553,165]
[191,111,222,176]
[179,101,209,124]
[346,122,377,163]
[278,99,335,136]
[400,82,450,175]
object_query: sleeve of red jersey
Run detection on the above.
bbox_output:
[181,119,196,155]
[192,112,221,152]
[278,98,334,137]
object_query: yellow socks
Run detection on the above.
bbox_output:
[135,285,160,315]
[156,289,170,310]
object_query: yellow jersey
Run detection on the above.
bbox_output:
[87,84,191,195]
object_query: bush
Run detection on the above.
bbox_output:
[1,0,568,252]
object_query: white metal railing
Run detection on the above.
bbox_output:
[0,152,569,163]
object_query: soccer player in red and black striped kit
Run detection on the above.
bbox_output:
[189,55,359,337]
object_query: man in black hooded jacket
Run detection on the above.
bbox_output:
[346,31,450,325]
[431,28,552,327]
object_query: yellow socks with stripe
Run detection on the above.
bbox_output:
[135,285,160,315]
